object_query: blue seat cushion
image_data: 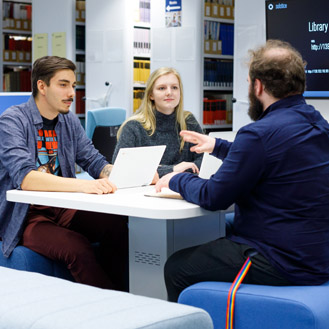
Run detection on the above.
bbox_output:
[225,212,234,235]
[0,242,73,280]
[178,281,329,329]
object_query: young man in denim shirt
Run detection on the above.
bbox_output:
[0,56,128,291]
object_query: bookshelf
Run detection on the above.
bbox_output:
[202,0,234,132]
[1,0,32,92]
[75,0,86,122]
[133,0,151,112]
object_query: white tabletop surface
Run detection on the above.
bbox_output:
[6,186,219,220]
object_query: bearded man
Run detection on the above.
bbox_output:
[156,40,329,302]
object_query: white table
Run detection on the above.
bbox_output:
[7,186,230,300]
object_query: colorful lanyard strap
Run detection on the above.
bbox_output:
[225,256,252,329]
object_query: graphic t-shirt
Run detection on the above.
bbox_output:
[36,116,61,176]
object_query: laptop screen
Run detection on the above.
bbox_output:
[109,145,166,189]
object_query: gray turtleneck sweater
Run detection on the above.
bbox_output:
[112,111,204,177]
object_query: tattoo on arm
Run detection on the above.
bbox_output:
[100,164,113,178]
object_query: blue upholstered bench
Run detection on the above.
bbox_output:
[178,281,329,329]
[0,241,73,280]
[0,266,213,329]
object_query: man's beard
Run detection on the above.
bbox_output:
[248,87,264,121]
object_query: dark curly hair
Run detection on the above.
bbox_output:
[249,40,306,98]
[32,56,76,97]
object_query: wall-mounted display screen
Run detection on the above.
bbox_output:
[266,0,329,98]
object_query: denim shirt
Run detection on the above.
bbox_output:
[0,97,108,257]
[170,94,329,285]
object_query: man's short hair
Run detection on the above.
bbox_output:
[31,56,76,97]
[249,39,306,98]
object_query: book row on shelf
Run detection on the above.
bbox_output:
[133,89,145,112]
[76,0,85,23]
[203,95,233,126]
[133,59,150,84]
[76,61,85,86]
[3,35,32,63]
[76,25,85,51]
[3,69,31,92]
[204,0,234,19]
[75,89,86,114]
[133,0,151,23]
[76,73,85,86]
[204,59,233,87]
[2,1,32,30]
[133,28,151,56]
[3,18,31,31]
[204,22,234,55]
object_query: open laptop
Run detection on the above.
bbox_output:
[109,145,166,189]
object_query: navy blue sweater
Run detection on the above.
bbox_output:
[170,95,329,285]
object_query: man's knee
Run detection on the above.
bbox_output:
[59,231,95,264]
[164,251,182,284]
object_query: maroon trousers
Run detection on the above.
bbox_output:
[21,205,128,291]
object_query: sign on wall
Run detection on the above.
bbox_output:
[33,33,48,62]
[52,32,66,58]
[165,0,182,27]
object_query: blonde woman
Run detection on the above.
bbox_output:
[113,67,203,178]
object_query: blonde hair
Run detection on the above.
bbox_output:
[117,67,191,151]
